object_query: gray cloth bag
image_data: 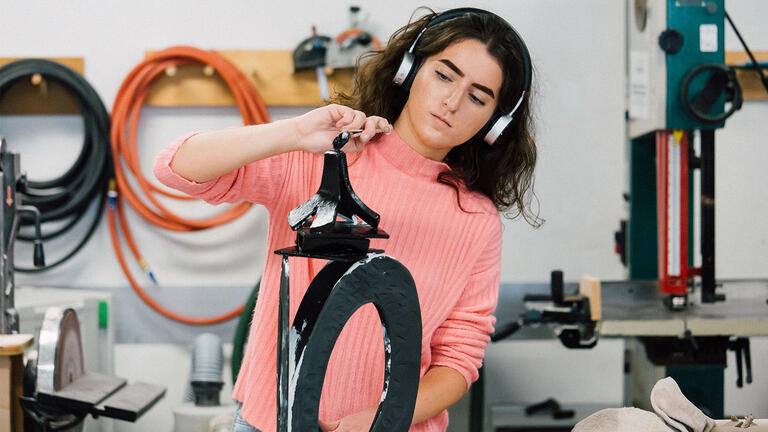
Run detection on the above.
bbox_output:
[572,407,673,432]
[650,376,715,432]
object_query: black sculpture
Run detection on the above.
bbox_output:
[274,131,422,432]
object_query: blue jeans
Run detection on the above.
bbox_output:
[232,404,262,432]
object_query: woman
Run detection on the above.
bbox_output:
[154,7,539,432]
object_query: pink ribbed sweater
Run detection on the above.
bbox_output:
[153,129,502,432]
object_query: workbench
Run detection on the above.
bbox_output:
[490,278,768,423]
[495,279,768,339]
[598,279,768,337]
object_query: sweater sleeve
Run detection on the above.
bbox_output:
[153,131,289,207]
[429,214,502,390]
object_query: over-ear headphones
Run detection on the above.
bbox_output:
[392,8,532,146]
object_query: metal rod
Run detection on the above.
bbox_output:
[744,339,752,384]
[0,167,7,334]
[700,129,723,302]
[277,255,290,431]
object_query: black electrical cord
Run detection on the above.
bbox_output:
[0,59,112,272]
[725,11,768,94]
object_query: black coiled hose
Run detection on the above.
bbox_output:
[0,59,112,272]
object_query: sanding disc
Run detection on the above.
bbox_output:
[37,307,84,392]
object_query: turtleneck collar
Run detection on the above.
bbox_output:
[371,129,450,180]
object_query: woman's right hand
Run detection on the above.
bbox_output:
[292,104,392,154]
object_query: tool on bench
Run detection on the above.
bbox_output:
[0,137,165,430]
[20,307,166,431]
[525,398,575,420]
[492,270,601,349]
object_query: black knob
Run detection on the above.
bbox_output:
[33,241,45,267]
[659,29,684,54]
[551,270,564,305]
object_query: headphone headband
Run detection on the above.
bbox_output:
[393,8,533,145]
[404,8,532,94]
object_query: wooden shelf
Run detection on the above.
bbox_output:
[0,58,84,115]
[726,50,768,100]
[144,50,355,107]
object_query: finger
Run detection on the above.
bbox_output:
[328,104,354,127]
[346,110,366,131]
[336,109,355,129]
[335,105,355,128]
[359,117,378,144]
[368,116,393,136]
[340,136,360,152]
[346,137,365,152]
[326,104,343,123]
[377,117,393,134]
[366,116,391,134]
[319,419,340,431]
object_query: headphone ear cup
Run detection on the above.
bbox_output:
[399,57,423,93]
[393,52,414,87]
[470,110,503,145]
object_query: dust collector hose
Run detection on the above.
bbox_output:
[0,59,112,272]
[110,46,269,325]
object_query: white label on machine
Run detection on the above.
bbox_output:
[700,24,718,52]
[629,51,650,119]
[667,134,681,277]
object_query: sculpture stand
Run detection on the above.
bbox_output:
[274,131,422,432]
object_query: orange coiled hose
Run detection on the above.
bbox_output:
[109,46,270,325]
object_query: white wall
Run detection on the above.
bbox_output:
[1,1,767,431]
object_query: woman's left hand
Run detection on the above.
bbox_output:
[319,405,379,432]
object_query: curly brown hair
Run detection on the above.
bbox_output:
[333,8,541,227]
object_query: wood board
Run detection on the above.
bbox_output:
[725,50,768,100]
[143,49,355,107]
[0,57,84,115]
